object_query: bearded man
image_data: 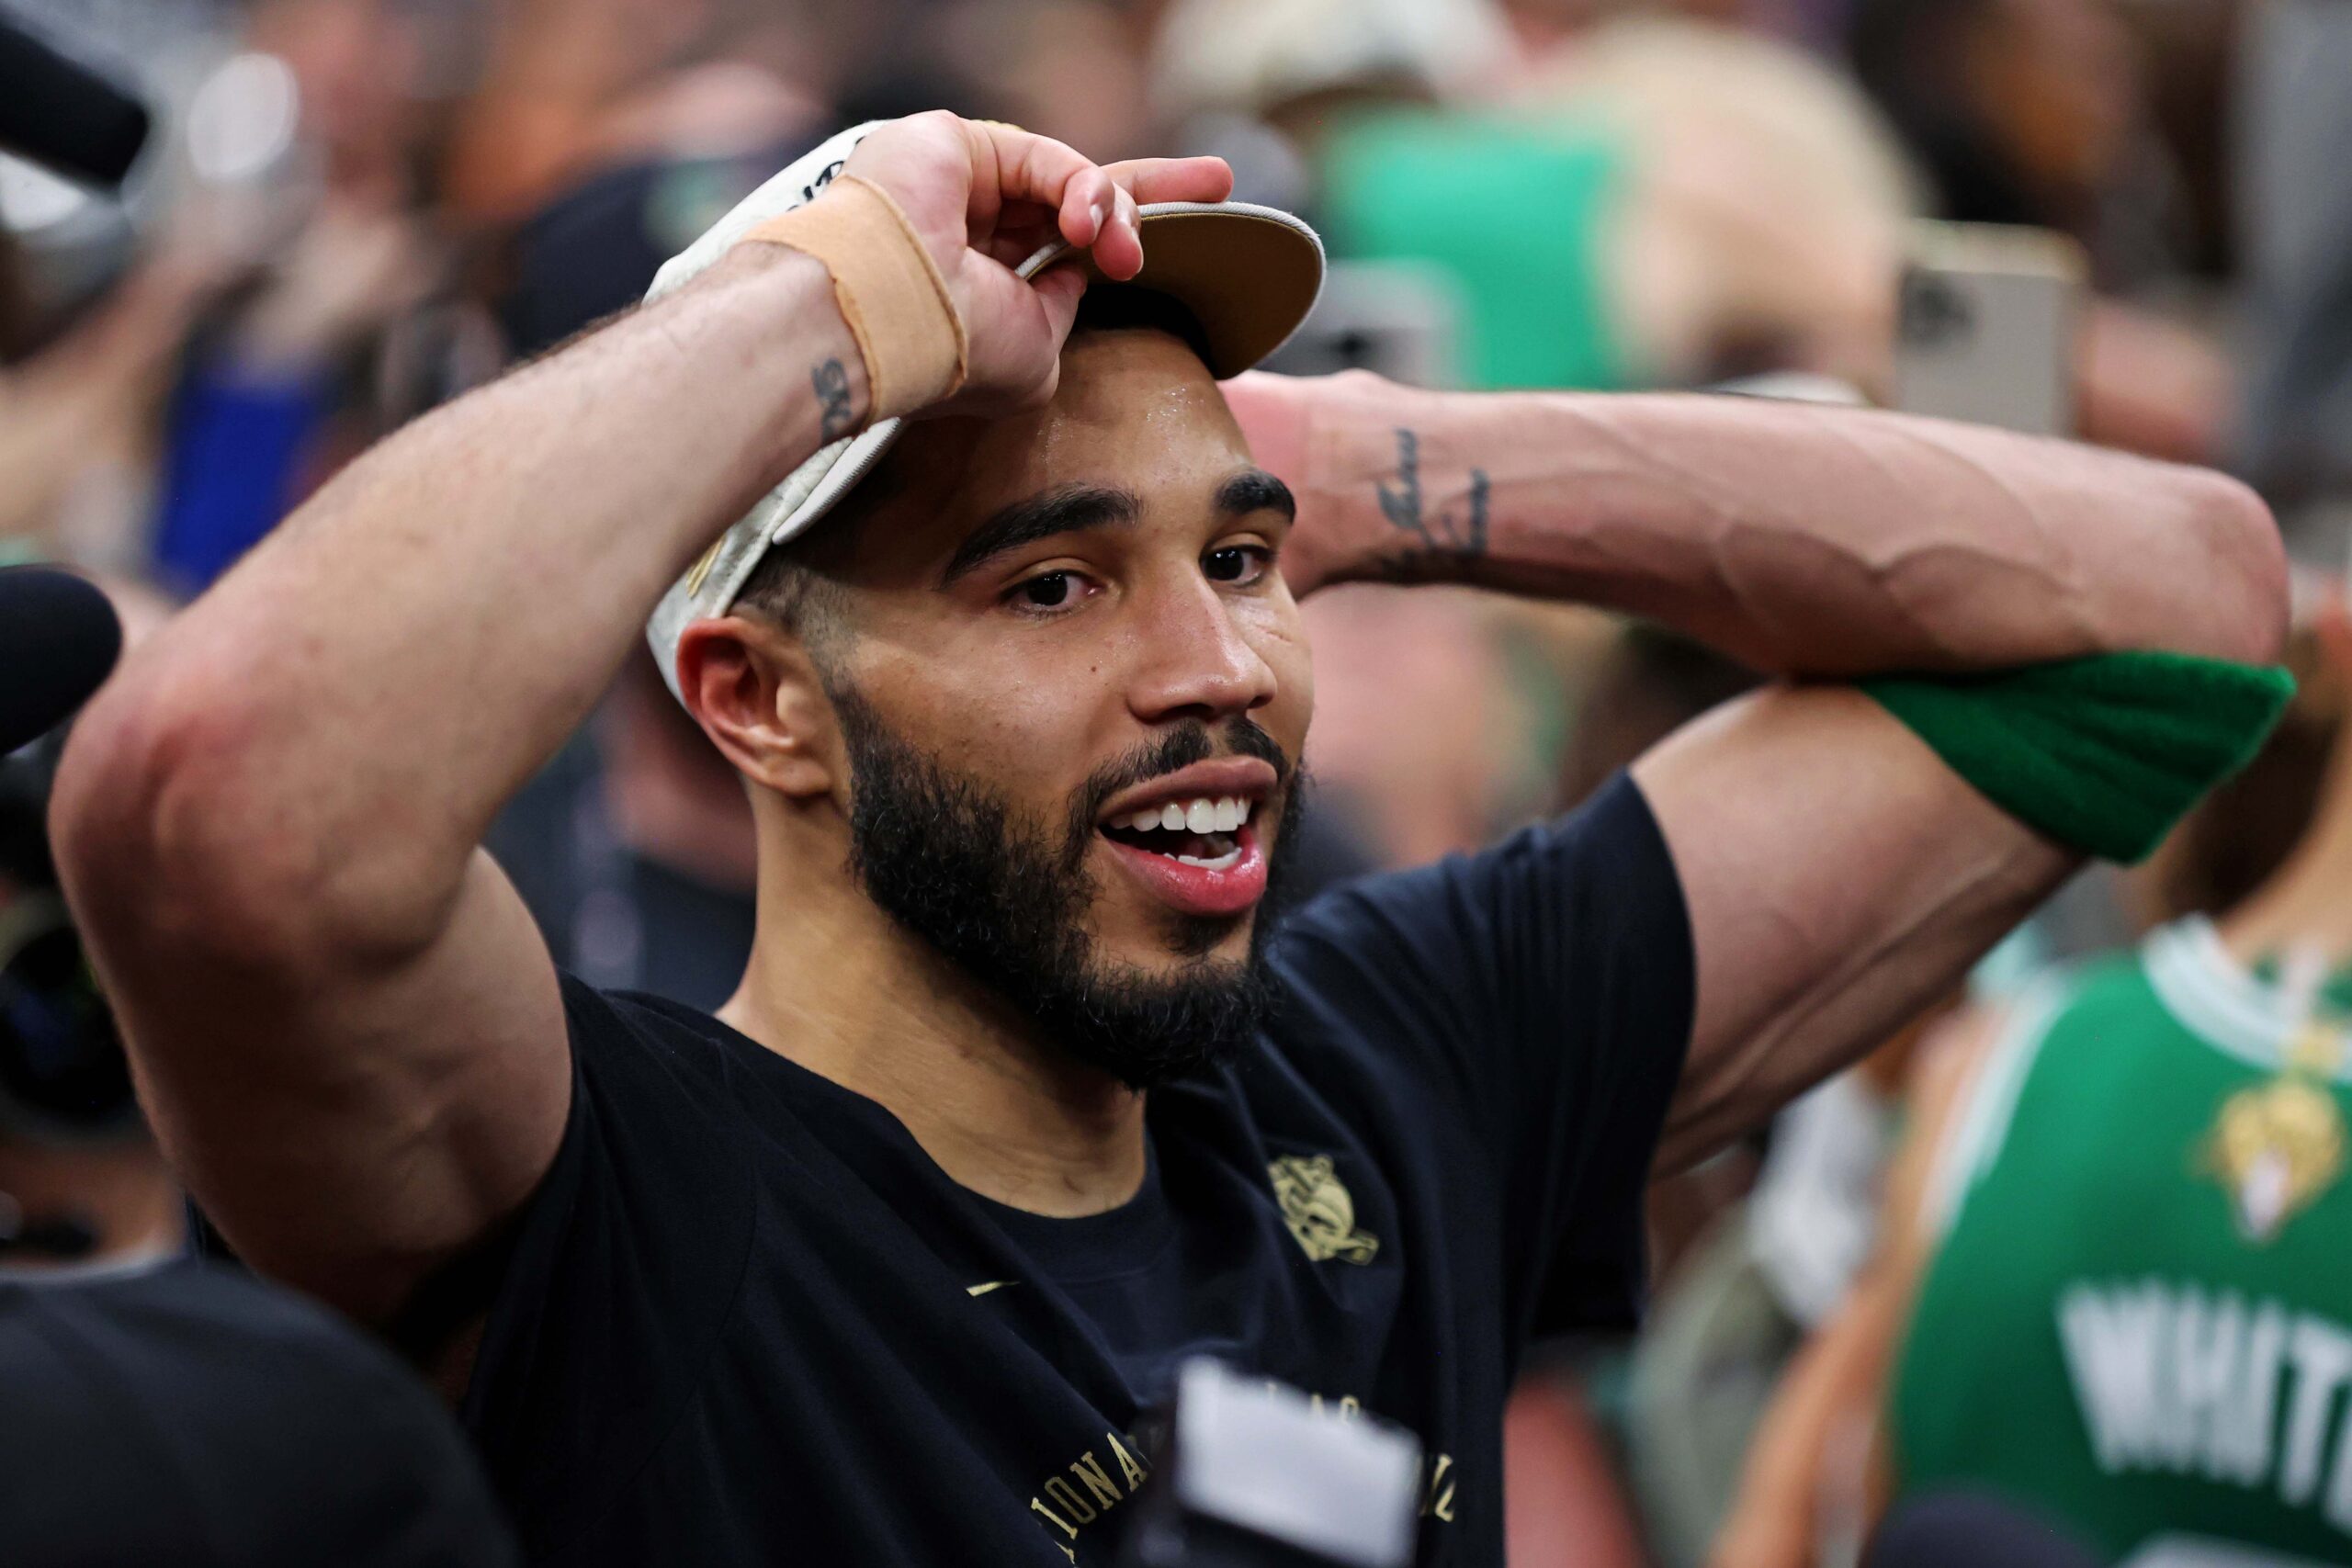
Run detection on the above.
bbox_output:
[52,114,2287,1567]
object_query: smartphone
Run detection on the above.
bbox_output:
[1894,221,2086,437]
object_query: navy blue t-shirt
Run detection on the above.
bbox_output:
[462,773,1693,1566]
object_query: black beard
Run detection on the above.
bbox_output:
[831,689,1300,1090]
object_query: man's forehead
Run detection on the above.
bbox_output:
[866,329,1251,561]
[975,330,1246,493]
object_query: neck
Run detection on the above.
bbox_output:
[0,1136,184,1271]
[722,834,1148,1217]
[2222,739,2352,968]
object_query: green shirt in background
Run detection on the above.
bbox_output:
[1319,113,1629,392]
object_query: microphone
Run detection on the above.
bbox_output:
[0,568,122,752]
[0,15,152,188]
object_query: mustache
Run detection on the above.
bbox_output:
[1064,717,1293,862]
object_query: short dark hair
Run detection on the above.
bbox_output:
[733,285,1216,641]
[1069,284,1216,369]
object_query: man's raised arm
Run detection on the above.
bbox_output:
[51,115,1232,1324]
[1228,372,2287,1167]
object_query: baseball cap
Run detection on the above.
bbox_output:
[642,121,1326,701]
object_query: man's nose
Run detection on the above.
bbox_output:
[1125,571,1279,726]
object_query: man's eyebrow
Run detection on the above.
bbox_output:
[1216,469,1295,521]
[941,484,1142,586]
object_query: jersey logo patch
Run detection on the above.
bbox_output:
[2203,1027,2347,1243]
[1270,1154,1379,1265]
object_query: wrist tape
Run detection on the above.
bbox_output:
[740,175,967,423]
[1861,650,2294,864]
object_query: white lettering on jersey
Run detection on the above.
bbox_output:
[2281,1317,2352,1506]
[2062,1281,2168,1472]
[2056,1280,2352,1536]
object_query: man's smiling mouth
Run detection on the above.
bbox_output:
[1092,758,1278,917]
[1100,794,1255,867]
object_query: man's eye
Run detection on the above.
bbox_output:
[1016,571,1076,608]
[1204,547,1268,585]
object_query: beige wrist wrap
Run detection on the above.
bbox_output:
[740,175,968,423]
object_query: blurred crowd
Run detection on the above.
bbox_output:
[8,0,2352,1562]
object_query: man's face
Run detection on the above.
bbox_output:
[802,326,1315,1085]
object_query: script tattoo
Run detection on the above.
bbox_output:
[1369,427,1489,579]
[813,357,855,441]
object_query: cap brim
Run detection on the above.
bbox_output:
[1019,202,1325,378]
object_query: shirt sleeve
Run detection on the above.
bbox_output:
[1267,773,1695,1340]
[458,976,756,1559]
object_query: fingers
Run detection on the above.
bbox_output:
[963,118,1099,236]
[958,121,1137,270]
[1102,155,1236,208]
[958,121,1237,279]
[1078,157,1232,278]
[1054,165,1117,254]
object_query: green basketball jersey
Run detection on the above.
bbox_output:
[1891,919,2352,1565]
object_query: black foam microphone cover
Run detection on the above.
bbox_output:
[0,567,122,752]
[0,15,152,187]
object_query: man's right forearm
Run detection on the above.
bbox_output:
[58,241,865,959]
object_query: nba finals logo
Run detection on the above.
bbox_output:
[2204,1027,2346,1244]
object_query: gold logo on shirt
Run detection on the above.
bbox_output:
[1269,1154,1379,1265]
[2203,1023,2347,1244]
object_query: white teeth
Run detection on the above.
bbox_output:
[1114,795,1260,836]
[1174,846,1244,870]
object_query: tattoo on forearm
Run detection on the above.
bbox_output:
[1376,428,1425,539]
[813,358,855,442]
[1369,427,1489,578]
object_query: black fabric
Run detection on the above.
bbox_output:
[1864,1492,2104,1568]
[462,773,1693,1567]
[0,1258,519,1567]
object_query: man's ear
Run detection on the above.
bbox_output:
[674,615,841,801]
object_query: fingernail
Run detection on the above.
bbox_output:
[1089,199,1106,235]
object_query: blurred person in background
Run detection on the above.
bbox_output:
[441,0,740,224]
[1150,0,1509,211]
[0,228,238,570]
[1153,0,1912,394]
[1713,592,2352,1568]
[146,193,441,593]
[141,0,475,594]
[0,0,471,592]
[1483,16,1912,391]
[1846,0,2234,462]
